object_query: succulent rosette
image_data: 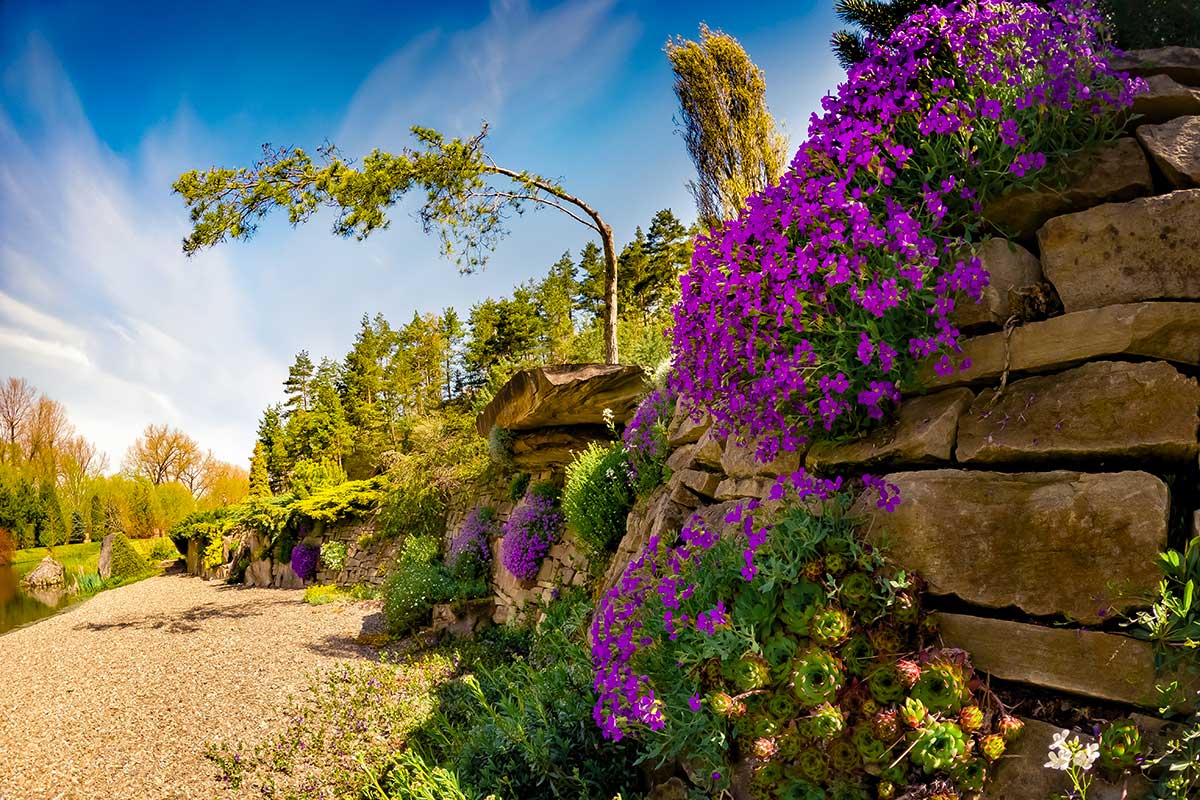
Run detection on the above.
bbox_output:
[911,721,969,773]
[912,660,970,713]
[1098,718,1143,773]
[791,647,845,707]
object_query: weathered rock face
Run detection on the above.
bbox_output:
[272,561,305,589]
[20,556,64,588]
[509,425,612,469]
[806,389,973,473]
[721,435,803,478]
[984,137,1152,238]
[432,598,495,637]
[856,470,1168,623]
[691,428,726,470]
[957,361,1200,464]
[1132,73,1200,124]
[983,717,1153,800]
[954,239,1044,330]
[669,468,722,501]
[937,613,1195,713]
[666,403,712,448]
[244,558,272,588]
[474,364,647,436]
[1137,115,1200,187]
[714,476,775,501]
[1038,190,1200,312]
[601,486,695,597]
[921,302,1200,389]
[98,533,115,580]
[1113,46,1200,86]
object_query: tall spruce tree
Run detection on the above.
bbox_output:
[831,0,928,68]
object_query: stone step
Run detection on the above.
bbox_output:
[956,360,1200,465]
[1113,46,1200,87]
[855,470,1168,623]
[1038,189,1200,313]
[1132,73,1200,124]
[921,301,1200,390]
[936,613,1195,713]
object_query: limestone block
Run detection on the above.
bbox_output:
[957,361,1200,464]
[1038,189,1200,312]
[20,556,64,588]
[510,425,613,470]
[244,558,272,588]
[806,389,973,473]
[1132,73,1200,124]
[856,470,1168,623]
[667,403,712,447]
[671,468,722,500]
[720,436,803,479]
[714,476,775,501]
[937,613,1195,713]
[474,363,647,435]
[921,302,1200,390]
[692,428,726,470]
[665,442,699,473]
[1136,115,1200,187]
[954,239,1044,330]
[985,138,1152,238]
[1113,46,1200,86]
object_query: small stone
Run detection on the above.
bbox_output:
[666,402,712,447]
[1136,115,1200,187]
[856,470,1168,623]
[806,389,973,473]
[954,239,1044,330]
[957,361,1200,464]
[922,302,1200,390]
[1038,190,1200,312]
[1132,74,1200,124]
[1113,46,1200,86]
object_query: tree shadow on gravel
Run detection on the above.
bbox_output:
[71,597,295,634]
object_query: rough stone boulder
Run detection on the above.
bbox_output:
[982,717,1153,800]
[855,470,1168,623]
[954,239,1043,330]
[510,425,612,470]
[1132,73,1200,124]
[98,533,115,579]
[921,302,1200,390]
[1038,190,1200,312]
[714,476,776,501]
[721,435,803,478]
[600,485,697,597]
[1136,115,1200,187]
[666,402,712,447]
[244,558,272,588]
[20,556,64,588]
[984,137,1152,238]
[957,361,1200,464]
[806,389,973,473]
[937,613,1196,713]
[432,598,495,637]
[474,364,647,436]
[1113,46,1200,86]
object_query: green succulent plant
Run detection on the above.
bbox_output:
[780,579,825,634]
[1098,718,1144,773]
[872,708,900,741]
[901,697,929,729]
[869,625,905,657]
[912,660,969,713]
[764,632,799,672]
[777,778,827,800]
[766,690,800,722]
[839,571,875,609]
[806,702,846,740]
[735,585,780,628]
[980,733,1007,762]
[791,647,845,707]
[810,606,852,647]
[824,551,850,577]
[891,591,919,624]
[839,634,875,676]
[958,704,983,733]
[910,721,968,773]
[867,665,906,705]
[830,737,860,772]
[795,746,830,783]
[951,757,988,792]
[729,652,773,692]
[828,779,869,800]
[851,725,887,763]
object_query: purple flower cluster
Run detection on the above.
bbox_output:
[290,542,320,581]
[500,493,564,582]
[622,387,676,459]
[668,0,1143,464]
[448,506,496,571]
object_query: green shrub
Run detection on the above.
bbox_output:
[147,538,180,561]
[361,751,470,800]
[303,583,374,605]
[382,537,453,635]
[562,442,635,556]
[379,471,447,541]
[487,425,514,466]
[288,457,348,498]
[71,567,103,595]
[526,480,560,503]
[320,540,348,572]
[507,472,530,502]
[108,533,151,580]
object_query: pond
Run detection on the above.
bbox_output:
[0,564,76,636]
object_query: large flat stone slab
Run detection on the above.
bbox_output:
[1133,73,1200,124]
[857,470,1168,623]
[921,302,1200,390]
[955,239,1044,330]
[510,425,612,469]
[937,613,1194,713]
[1137,115,1200,188]
[806,389,973,473]
[984,138,1152,238]
[475,364,647,436]
[982,717,1153,800]
[956,361,1200,464]
[1038,190,1200,312]
[1113,46,1200,86]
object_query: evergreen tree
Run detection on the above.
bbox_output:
[256,405,289,492]
[439,308,466,401]
[616,228,650,322]
[88,493,103,541]
[642,209,694,317]
[575,241,607,321]
[36,480,65,547]
[126,478,161,538]
[831,0,928,68]
[248,441,271,497]
[282,350,315,418]
[536,252,579,363]
[70,510,85,544]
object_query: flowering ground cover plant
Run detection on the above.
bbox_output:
[622,387,676,496]
[500,486,564,582]
[289,541,320,581]
[447,505,497,581]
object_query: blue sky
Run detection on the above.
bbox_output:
[0,0,845,467]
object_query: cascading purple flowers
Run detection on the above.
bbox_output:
[622,387,676,458]
[500,493,564,582]
[448,505,496,572]
[593,0,1144,744]
[290,542,320,581]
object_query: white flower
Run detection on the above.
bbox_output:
[1044,746,1072,771]
[1072,742,1099,771]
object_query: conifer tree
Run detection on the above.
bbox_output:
[88,493,104,541]
[248,442,270,498]
[831,0,928,68]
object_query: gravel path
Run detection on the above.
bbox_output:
[0,573,386,800]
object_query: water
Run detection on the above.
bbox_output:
[0,565,76,636]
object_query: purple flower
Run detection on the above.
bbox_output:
[500,494,564,582]
[290,542,319,581]
[448,505,496,573]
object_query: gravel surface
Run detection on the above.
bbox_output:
[0,573,386,800]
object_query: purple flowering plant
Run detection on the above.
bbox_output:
[447,505,497,581]
[591,0,1145,789]
[290,541,320,582]
[622,387,676,496]
[500,489,565,583]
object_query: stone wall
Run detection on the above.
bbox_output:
[601,50,1200,800]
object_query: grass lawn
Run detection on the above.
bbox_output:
[11,537,179,580]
